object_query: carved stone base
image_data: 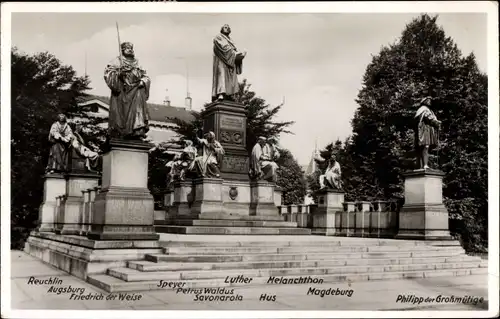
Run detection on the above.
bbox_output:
[173,179,194,216]
[312,189,345,236]
[202,101,249,181]
[37,173,66,232]
[59,173,99,235]
[396,169,452,240]
[250,181,278,216]
[88,139,158,241]
[191,178,224,215]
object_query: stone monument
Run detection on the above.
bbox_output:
[311,151,345,235]
[88,41,158,240]
[396,96,452,240]
[155,26,309,235]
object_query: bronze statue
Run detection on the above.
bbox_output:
[46,114,72,173]
[414,96,441,169]
[70,123,101,172]
[212,24,246,102]
[104,42,151,139]
[315,152,342,190]
[249,136,280,183]
[193,132,225,178]
[165,140,198,185]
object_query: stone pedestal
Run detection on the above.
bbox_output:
[173,180,194,216]
[222,180,252,216]
[311,189,344,236]
[55,195,67,233]
[80,190,90,235]
[191,178,224,214]
[396,169,452,240]
[202,101,249,181]
[250,181,278,216]
[59,172,99,235]
[37,173,66,232]
[274,187,283,207]
[88,139,159,240]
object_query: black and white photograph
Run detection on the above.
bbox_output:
[1,1,498,318]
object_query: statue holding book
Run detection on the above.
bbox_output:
[212,24,247,102]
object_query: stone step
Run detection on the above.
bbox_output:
[158,238,462,248]
[161,219,299,228]
[163,213,286,221]
[128,255,482,272]
[155,225,312,235]
[145,249,467,263]
[161,245,464,255]
[88,267,488,293]
[108,261,486,282]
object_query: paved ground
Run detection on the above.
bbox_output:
[10,250,492,311]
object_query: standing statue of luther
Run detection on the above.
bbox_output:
[104,42,151,139]
[212,24,247,102]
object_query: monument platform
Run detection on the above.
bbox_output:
[154,177,311,235]
[85,234,487,293]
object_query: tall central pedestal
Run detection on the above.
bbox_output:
[88,139,159,240]
[202,101,249,181]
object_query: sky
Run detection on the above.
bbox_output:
[11,12,487,165]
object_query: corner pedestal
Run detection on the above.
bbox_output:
[250,181,279,216]
[58,172,99,235]
[396,169,452,240]
[37,173,66,232]
[311,189,344,236]
[87,139,159,241]
[191,178,224,214]
[173,180,194,216]
[202,101,249,181]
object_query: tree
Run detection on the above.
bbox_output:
[348,14,487,252]
[11,48,91,249]
[169,79,306,204]
[276,149,307,205]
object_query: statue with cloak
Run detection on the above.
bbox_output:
[414,96,441,169]
[46,114,73,173]
[315,152,342,190]
[104,42,151,139]
[193,132,225,178]
[70,123,101,172]
[165,140,198,185]
[249,136,280,183]
[212,24,247,102]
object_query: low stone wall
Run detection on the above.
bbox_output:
[279,201,399,238]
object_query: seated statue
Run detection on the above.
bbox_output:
[46,114,73,174]
[70,123,101,172]
[315,152,342,190]
[249,136,280,183]
[192,131,225,178]
[165,140,197,185]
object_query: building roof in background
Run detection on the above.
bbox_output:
[79,94,196,124]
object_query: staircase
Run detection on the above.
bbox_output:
[88,236,487,293]
[154,213,311,235]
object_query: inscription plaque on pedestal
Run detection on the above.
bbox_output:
[202,101,249,181]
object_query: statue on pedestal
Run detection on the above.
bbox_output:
[315,152,342,190]
[212,24,247,102]
[414,96,441,169]
[46,114,73,173]
[70,123,101,173]
[104,42,151,139]
[165,140,198,185]
[193,132,225,178]
[249,136,280,183]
